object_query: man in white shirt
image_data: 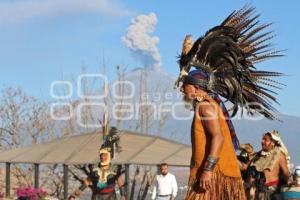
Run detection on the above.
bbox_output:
[152,163,178,200]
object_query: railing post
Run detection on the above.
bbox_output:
[125,164,130,200]
[63,164,68,200]
[5,162,11,197]
[34,163,40,188]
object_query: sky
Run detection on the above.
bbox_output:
[1,0,300,116]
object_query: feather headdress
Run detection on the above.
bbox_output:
[176,6,284,119]
[99,127,122,159]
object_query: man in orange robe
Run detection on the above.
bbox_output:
[181,70,246,200]
[175,6,285,200]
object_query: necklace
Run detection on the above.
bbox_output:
[260,150,273,157]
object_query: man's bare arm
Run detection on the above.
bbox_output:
[279,152,291,183]
[117,176,126,200]
[199,101,224,158]
[197,101,224,190]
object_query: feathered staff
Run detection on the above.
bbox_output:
[176,5,285,119]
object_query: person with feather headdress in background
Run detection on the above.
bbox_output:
[175,5,285,200]
[247,131,292,200]
[74,127,126,200]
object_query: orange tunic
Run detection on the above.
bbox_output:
[189,97,241,184]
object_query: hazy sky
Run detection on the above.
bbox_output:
[1,0,299,116]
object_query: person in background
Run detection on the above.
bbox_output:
[249,131,292,200]
[238,143,257,200]
[75,148,125,200]
[294,166,300,186]
[75,127,126,200]
[152,163,178,200]
[238,143,256,172]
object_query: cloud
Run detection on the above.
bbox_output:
[122,12,161,71]
[0,0,133,24]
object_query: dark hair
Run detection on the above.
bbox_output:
[160,163,168,168]
[264,132,280,146]
[264,132,272,138]
[68,195,75,200]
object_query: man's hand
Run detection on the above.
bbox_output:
[171,196,176,200]
[74,189,81,196]
[199,171,212,190]
[287,179,296,186]
[84,178,92,186]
